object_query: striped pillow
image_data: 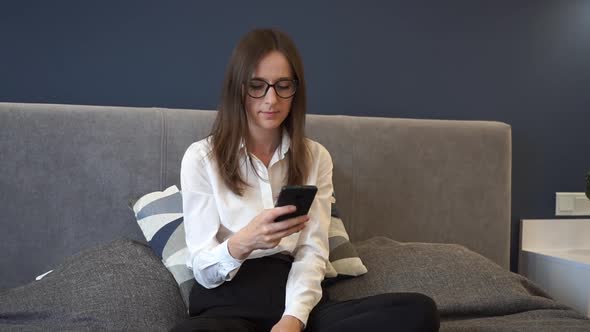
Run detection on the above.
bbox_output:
[131,186,367,308]
[131,186,195,308]
[325,196,368,278]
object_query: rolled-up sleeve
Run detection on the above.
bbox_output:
[181,144,243,289]
[283,145,333,326]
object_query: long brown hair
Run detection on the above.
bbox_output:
[210,28,310,196]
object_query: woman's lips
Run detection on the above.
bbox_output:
[260,111,279,118]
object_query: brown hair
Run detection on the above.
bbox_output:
[210,28,310,196]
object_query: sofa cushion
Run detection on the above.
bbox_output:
[0,238,186,331]
[130,186,367,308]
[325,236,587,320]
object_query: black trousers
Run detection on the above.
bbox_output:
[171,255,439,332]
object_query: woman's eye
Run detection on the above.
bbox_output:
[277,83,292,90]
[249,84,265,90]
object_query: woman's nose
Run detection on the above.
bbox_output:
[264,86,278,104]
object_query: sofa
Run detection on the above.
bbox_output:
[1,102,589,331]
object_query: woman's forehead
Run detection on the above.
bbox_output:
[252,51,293,80]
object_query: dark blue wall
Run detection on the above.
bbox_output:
[2,1,589,271]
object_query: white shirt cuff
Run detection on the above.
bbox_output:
[218,239,244,280]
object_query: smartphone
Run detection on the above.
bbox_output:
[274,185,318,222]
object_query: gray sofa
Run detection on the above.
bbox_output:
[1,102,589,331]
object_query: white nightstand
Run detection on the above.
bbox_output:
[519,219,590,318]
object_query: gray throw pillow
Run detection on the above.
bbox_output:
[0,238,186,331]
[325,236,579,318]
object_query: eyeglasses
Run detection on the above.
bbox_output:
[245,78,298,99]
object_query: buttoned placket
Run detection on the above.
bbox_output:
[254,158,275,209]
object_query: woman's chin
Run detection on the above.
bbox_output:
[258,115,286,128]
[260,122,283,131]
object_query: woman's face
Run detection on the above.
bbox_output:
[244,50,294,137]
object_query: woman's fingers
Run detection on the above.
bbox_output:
[252,207,309,249]
[269,222,307,241]
[264,216,309,241]
[266,214,309,234]
[267,205,296,221]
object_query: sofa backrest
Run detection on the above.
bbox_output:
[0,103,511,288]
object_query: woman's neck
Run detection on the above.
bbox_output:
[247,128,282,162]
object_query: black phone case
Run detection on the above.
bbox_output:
[274,185,318,222]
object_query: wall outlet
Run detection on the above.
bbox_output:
[556,192,590,216]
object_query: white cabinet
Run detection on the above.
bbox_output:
[519,219,590,318]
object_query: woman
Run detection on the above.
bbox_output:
[173,28,439,332]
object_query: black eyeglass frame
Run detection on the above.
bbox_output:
[245,78,299,99]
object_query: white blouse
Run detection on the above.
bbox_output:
[180,130,334,326]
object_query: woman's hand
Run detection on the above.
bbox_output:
[271,315,304,332]
[228,205,309,260]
